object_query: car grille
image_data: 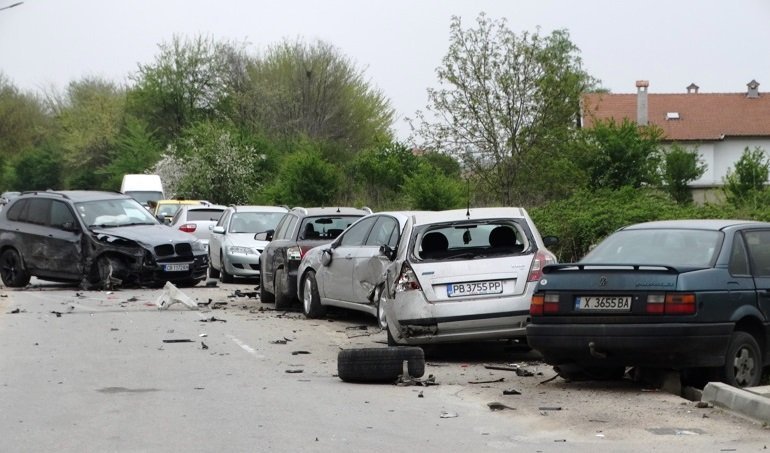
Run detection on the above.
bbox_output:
[154,243,194,257]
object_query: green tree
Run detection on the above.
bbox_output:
[348,142,418,208]
[265,146,342,206]
[410,14,596,205]
[11,144,63,191]
[100,116,162,190]
[231,39,394,161]
[403,162,465,210]
[49,77,126,189]
[575,118,663,190]
[660,144,707,204]
[128,35,242,146]
[723,146,770,206]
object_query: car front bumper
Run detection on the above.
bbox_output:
[143,254,209,284]
[223,251,261,277]
[526,322,734,368]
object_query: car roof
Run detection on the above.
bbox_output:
[411,207,530,226]
[230,205,289,213]
[156,199,204,205]
[18,190,130,203]
[293,207,372,216]
[620,219,770,231]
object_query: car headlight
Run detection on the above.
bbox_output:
[228,246,257,255]
[192,239,207,252]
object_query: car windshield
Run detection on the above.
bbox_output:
[299,216,362,240]
[229,212,285,233]
[415,220,529,260]
[581,228,722,267]
[76,198,159,228]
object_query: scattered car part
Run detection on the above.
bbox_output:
[337,346,425,383]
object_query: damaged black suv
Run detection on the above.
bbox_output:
[0,190,208,289]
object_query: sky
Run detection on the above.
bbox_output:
[1,0,770,141]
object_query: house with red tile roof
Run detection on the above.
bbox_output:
[582,80,770,202]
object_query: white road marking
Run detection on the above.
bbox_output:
[227,334,265,359]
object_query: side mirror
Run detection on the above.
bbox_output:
[543,236,559,248]
[321,248,333,266]
[61,221,80,233]
[212,226,225,234]
[255,230,273,241]
[379,244,396,261]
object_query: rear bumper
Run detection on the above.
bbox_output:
[526,322,734,368]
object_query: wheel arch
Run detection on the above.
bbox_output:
[733,315,768,365]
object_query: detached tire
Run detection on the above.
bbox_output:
[337,347,425,383]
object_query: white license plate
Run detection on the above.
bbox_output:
[164,263,190,272]
[447,280,503,297]
[575,296,631,311]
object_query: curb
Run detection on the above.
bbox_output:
[702,382,770,424]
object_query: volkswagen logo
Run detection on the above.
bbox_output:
[599,276,608,286]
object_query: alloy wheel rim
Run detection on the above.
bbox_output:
[303,276,312,313]
[733,347,756,386]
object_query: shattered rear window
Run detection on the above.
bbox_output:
[415,220,530,260]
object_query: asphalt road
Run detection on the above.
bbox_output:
[1,278,768,452]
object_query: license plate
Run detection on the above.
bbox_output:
[164,263,190,272]
[447,280,503,297]
[575,296,631,311]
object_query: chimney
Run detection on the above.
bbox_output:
[747,79,760,98]
[687,83,699,94]
[636,80,649,126]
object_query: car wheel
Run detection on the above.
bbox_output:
[386,325,400,346]
[259,277,274,303]
[337,347,425,383]
[220,254,234,283]
[88,255,115,290]
[208,260,220,279]
[722,331,762,388]
[0,248,30,288]
[274,268,295,311]
[375,285,388,330]
[301,270,326,319]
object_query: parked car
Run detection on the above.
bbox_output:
[169,204,227,248]
[297,211,421,323]
[259,207,372,310]
[381,208,558,346]
[208,205,288,283]
[0,191,20,208]
[527,219,770,388]
[0,190,208,289]
[152,199,207,224]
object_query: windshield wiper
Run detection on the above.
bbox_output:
[89,223,119,229]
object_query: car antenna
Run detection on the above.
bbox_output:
[465,178,471,219]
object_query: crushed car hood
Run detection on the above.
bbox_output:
[91,224,198,247]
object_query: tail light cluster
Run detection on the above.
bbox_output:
[530,292,696,315]
[287,245,317,261]
[179,224,197,233]
[395,263,421,293]
[528,251,556,282]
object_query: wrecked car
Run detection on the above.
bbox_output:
[381,208,558,346]
[0,190,208,289]
[297,211,422,322]
[260,206,372,310]
[528,219,770,388]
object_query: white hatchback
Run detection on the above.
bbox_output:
[382,208,558,346]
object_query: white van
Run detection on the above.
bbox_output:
[120,174,164,208]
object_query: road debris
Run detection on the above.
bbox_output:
[468,377,505,384]
[503,388,522,395]
[50,311,63,317]
[285,369,303,374]
[539,406,562,411]
[8,308,23,314]
[211,301,229,309]
[439,411,458,418]
[292,350,311,355]
[205,280,218,287]
[396,374,437,387]
[231,289,257,298]
[201,341,209,350]
[270,338,292,344]
[487,402,516,411]
[162,339,194,343]
[199,316,227,323]
[197,299,212,307]
[156,282,199,311]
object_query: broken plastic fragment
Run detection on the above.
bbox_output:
[439,411,458,418]
[487,402,516,411]
[156,281,199,311]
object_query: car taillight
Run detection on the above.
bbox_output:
[527,250,556,282]
[395,263,421,293]
[179,224,197,233]
[530,293,559,315]
[287,246,302,261]
[645,293,696,315]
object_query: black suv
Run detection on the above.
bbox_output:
[259,207,371,309]
[0,190,208,289]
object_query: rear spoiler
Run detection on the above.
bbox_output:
[543,263,680,274]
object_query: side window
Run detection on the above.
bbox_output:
[340,216,378,247]
[49,201,76,229]
[25,198,51,225]
[282,216,298,240]
[365,216,398,247]
[744,230,770,276]
[5,199,28,221]
[729,233,750,275]
[217,210,231,228]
